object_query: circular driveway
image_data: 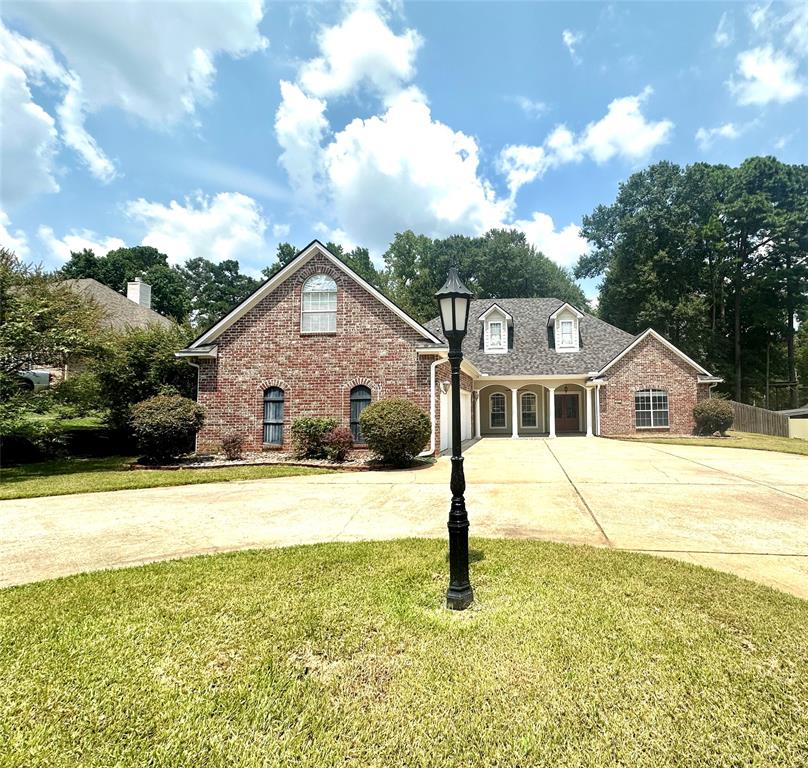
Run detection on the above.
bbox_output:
[2,437,807,597]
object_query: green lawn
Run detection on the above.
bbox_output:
[617,429,808,457]
[0,456,332,500]
[1,540,806,767]
[22,412,106,430]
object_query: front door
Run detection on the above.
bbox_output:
[555,394,579,432]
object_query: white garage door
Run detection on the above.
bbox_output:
[440,388,473,451]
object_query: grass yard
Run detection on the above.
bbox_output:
[1,539,806,767]
[617,429,808,457]
[0,456,332,500]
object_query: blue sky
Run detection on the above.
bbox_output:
[1,1,806,299]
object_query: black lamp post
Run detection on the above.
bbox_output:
[435,266,474,611]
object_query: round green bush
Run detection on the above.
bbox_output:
[291,416,338,458]
[693,398,734,436]
[130,394,204,463]
[359,398,430,467]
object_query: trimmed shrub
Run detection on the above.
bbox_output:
[221,432,245,461]
[359,398,430,467]
[130,394,204,463]
[694,398,734,436]
[323,426,354,463]
[291,416,338,458]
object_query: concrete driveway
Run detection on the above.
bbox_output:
[2,437,807,597]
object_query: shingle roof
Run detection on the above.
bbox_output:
[425,298,634,376]
[63,278,173,330]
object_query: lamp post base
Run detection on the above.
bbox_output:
[446,585,474,611]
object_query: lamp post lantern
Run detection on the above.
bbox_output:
[435,266,474,611]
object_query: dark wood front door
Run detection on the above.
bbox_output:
[555,394,579,432]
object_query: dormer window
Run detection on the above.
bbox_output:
[478,303,511,354]
[548,302,583,353]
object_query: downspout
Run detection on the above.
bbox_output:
[188,359,200,453]
[418,357,443,457]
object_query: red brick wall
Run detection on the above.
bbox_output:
[196,252,437,452]
[600,335,707,436]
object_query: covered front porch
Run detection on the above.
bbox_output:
[474,377,601,438]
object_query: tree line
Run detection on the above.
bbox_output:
[8,155,807,408]
[576,156,807,407]
[56,229,586,329]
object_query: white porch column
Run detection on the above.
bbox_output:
[511,387,519,438]
[474,392,481,439]
[548,387,556,438]
[585,387,594,437]
[595,384,602,436]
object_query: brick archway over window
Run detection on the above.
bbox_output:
[293,263,345,288]
[258,378,288,392]
[342,377,383,398]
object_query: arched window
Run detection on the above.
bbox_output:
[350,385,372,443]
[520,391,537,428]
[635,389,669,428]
[301,274,337,333]
[490,392,506,428]
[263,387,284,445]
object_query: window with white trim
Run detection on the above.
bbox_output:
[520,392,537,428]
[489,321,503,348]
[560,320,574,346]
[635,389,669,428]
[301,274,337,333]
[490,392,506,428]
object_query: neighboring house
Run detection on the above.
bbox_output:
[63,277,173,331]
[178,241,721,454]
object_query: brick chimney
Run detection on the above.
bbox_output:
[126,277,152,309]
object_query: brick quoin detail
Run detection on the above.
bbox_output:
[599,335,709,436]
[196,252,435,453]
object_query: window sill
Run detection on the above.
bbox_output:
[300,331,337,336]
[262,443,284,450]
[635,426,670,430]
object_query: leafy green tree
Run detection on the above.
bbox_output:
[91,324,196,429]
[383,229,587,322]
[180,258,260,330]
[0,248,102,376]
[61,245,190,322]
[262,243,299,279]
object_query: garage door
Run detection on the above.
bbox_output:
[440,388,473,451]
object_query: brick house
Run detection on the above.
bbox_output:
[177,241,721,454]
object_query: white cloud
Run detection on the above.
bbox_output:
[729,46,804,105]
[38,225,125,262]
[695,122,744,149]
[511,96,548,119]
[511,212,588,268]
[321,87,509,251]
[714,12,733,47]
[56,73,117,183]
[0,60,60,206]
[275,81,328,205]
[562,29,583,62]
[272,2,598,270]
[0,209,30,258]
[497,145,550,199]
[5,0,267,125]
[0,2,267,198]
[748,3,771,31]
[498,88,673,197]
[185,158,288,201]
[579,87,674,163]
[124,192,270,266]
[272,223,291,239]
[299,6,421,99]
